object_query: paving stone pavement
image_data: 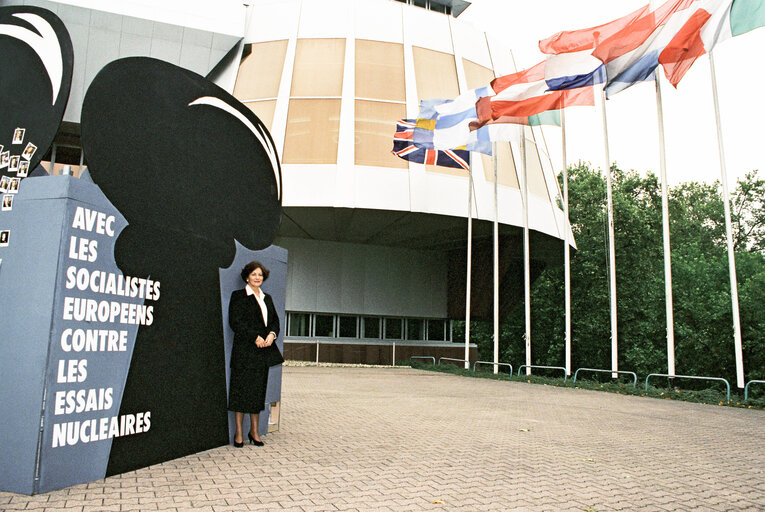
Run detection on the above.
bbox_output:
[2,365,764,511]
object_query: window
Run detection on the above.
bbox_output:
[412,46,459,102]
[234,40,288,101]
[283,99,342,164]
[314,314,335,337]
[384,318,403,340]
[355,40,407,169]
[363,317,381,339]
[283,38,345,165]
[338,316,358,338]
[355,100,407,168]
[288,313,310,337]
[407,319,424,341]
[427,320,446,341]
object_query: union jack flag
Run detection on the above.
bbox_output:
[392,119,470,171]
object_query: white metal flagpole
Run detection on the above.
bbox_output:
[600,87,619,378]
[521,129,531,375]
[654,72,676,377]
[464,158,473,370]
[709,52,745,389]
[561,109,571,377]
[493,141,500,374]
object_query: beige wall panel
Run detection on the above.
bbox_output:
[355,100,408,168]
[412,46,459,101]
[462,59,495,90]
[234,40,288,100]
[481,143,519,188]
[355,40,405,101]
[291,38,345,97]
[243,100,276,131]
[283,99,341,164]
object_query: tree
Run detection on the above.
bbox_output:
[465,165,765,389]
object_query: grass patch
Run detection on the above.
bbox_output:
[407,361,765,409]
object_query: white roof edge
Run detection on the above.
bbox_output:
[52,0,247,37]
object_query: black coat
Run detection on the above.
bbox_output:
[228,288,283,369]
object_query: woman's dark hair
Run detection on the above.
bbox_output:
[241,261,269,282]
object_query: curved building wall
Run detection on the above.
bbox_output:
[236,0,575,244]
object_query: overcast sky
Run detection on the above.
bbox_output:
[460,0,765,187]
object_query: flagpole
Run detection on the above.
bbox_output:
[709,51,745,389]
[522,129,531,375]
[464,157,473,370]
[561,109,571,377]
[493,141,500,374]
[654,72,676,378]
[600,87,618,378]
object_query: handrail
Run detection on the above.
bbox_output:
[473,361,513,374]
[438,357,469,367]
[517,364,567,380]
[573,367,637,388]
[645,373,730,402]
[410,356,436,365]
[744,380,765,401]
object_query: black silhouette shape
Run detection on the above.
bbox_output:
[80,57,281,475]
[0,6,73,175]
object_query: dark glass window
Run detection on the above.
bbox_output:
[288,313,310,337]
[314,314,334,337]
[338,316,358,338]
[427,320,446,341]
[363,317,380,338]
[384,318,403,340]
[407,319,424,341]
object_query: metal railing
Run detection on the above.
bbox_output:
[645,373,730,402]
[744,380,765,401]
[409,356,436,365]
[438,357,469,367]
[517,364,567,380]
[573,367,637,388]
[473,361,513,374]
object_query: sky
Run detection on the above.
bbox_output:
[459,0,765,187]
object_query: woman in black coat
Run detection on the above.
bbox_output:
[228,260,283,447]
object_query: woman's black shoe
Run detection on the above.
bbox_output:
[233,439,244,448]
[248,433,264,446]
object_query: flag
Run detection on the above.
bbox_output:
[412,87,493,154]
[659,0,765,87]
[539,4,651,54]
[477,60,596,122]
[392,119,470,171]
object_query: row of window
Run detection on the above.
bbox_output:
[286,312,453,342]
[393,0,452,15]
[231,38,556,204]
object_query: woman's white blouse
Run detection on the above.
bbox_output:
[245,284,268,325]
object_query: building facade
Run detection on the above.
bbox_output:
[6,0,574,364]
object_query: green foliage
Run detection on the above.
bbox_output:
[460,165,765,394]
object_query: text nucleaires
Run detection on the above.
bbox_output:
[52,206,159,447]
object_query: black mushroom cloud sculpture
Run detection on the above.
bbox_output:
[0,5,73,175]
[80,57,282,475]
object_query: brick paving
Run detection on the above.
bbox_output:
[2,365,764,511]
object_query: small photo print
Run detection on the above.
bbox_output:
[12,128,25,144]
[0,230,9,247]
[22,142,36,161]
[9,155,19,172]
[0,175,8,192]
[17,160,29,177]
[8,177,20,194]
[1,194,12,211]
[0,151,9,168]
